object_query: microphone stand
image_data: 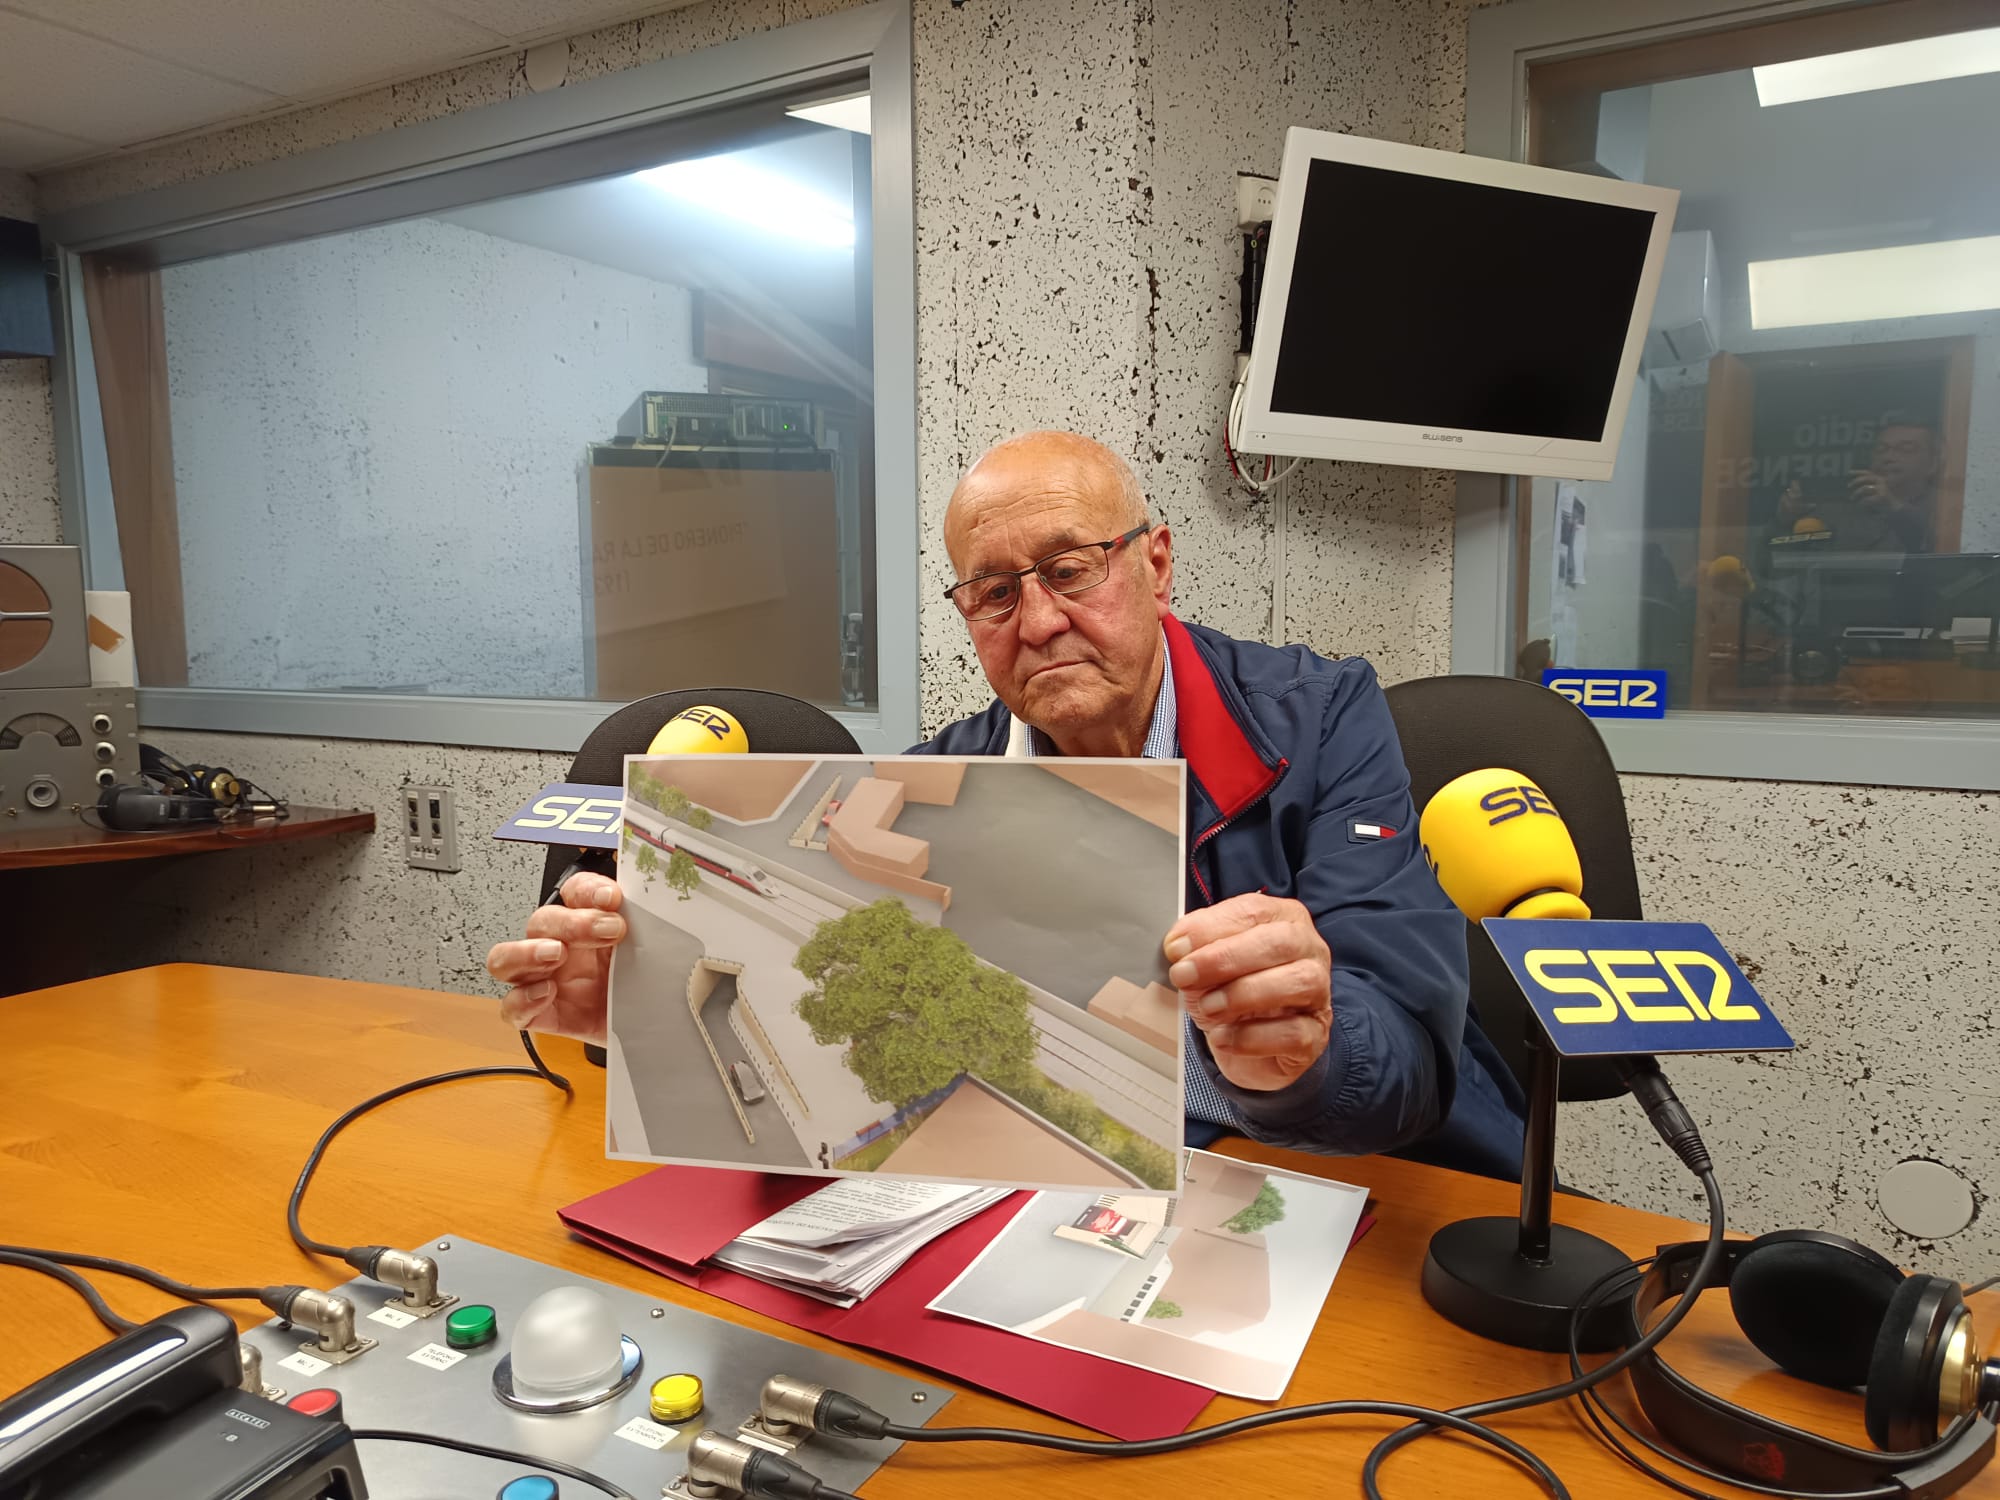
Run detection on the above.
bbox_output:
[1419,1030,1630,1351]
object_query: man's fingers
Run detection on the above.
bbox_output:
[1184,960,1330,1024]
[1209,1012,1327,1060]
[524,904,626,947]
[499,980,557,1030]
[1169,921,1317,994]
[1164,891,1307,961]
[486,937,567,984]
[558,872,622,911]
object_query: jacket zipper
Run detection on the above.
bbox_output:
[1187,758,1289,905]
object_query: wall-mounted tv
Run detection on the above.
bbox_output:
[1239,128,1679,482]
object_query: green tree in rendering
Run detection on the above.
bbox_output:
[1145,1300,1184,1320]
[633,842,659,884]
[628,770,716,831]
[620,824,632,855]
[793,899,1038,1108]
[1222,1180,1287,1235]
[666,847,701,901]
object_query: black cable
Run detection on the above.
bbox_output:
[0,1244,265,1302]
[880,1403,1569,1498]
[0,1250,137,1335]
[1966,1274,1998,1297]
[1358,1169,1728,1498]
[289,1064,570,1261]
[349,1430,632,1499]
[519,1029,572,1092]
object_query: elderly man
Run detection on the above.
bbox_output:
[488,431,1527,1179]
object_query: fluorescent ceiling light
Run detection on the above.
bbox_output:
[639,154,855,250]
[787,92,871,135]
[1748,235,2000,328]
[1753,26,2000,105]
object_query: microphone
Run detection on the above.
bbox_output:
[494,704,751,860]
[648,705,750,755]
[1419,768,1710,1177]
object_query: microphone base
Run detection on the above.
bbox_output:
[1420,1215,1630,1352]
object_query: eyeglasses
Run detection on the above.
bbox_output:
[945,522,1152,622]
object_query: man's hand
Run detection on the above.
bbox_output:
[484,871,625,1046]
[1848,469,1893,508]
[1164,893,1332,1092]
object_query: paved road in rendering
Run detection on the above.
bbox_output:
[612,900,811,1169]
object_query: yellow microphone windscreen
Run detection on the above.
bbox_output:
[1419,767,1589,922]
[646,705,749,755]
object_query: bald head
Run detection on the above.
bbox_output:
[939,429,1173,758]
[945,431,1148,557]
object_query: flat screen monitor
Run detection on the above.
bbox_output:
[1239,129,1680,481]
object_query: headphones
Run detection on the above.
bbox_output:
[94,745,286,830]
[1624,1230,2000,1496]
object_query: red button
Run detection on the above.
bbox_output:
[288,1388,343,1419]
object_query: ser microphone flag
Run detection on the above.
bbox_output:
[495,704,751,851]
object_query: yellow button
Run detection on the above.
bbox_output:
[650,1373,704,1424]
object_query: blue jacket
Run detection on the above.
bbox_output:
[911,614,1528,1180]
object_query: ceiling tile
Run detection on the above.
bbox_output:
[424,0,686,46]
[4,0,510,100]
[0,10,277,146]
[0,114,102,171]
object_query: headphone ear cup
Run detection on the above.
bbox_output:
[1865,1275,1959,1452]
[1729,1231,1905,1389]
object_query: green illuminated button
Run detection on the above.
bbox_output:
[650,1373,704,1423]
[446,1304,498,1349]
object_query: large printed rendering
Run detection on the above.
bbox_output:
[604,754,1186,1193]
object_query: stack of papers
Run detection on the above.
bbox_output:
[711,1178,1010,1306]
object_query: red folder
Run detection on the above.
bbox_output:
[560,1165,1216,1440]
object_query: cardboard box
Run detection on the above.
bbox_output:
[586,459,842,706]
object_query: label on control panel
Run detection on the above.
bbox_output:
[614,1416,680,1451]
[277,1351,332,1378]
[407,1342,467,1371]
[368,1305,418,1329]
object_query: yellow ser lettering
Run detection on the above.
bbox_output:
[1589,949,1694,1022]
[1657,950,1758,1021]
[1524,949,1617,1024]
[516,795,582,829]
[561,798,624,834]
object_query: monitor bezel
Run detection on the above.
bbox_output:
[1239,128,1680,482]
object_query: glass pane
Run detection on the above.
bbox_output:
[1518,29,2000,721]
[85,107,877,712]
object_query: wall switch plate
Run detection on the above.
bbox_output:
[1237,172,1278,229]
[404,784,459,872]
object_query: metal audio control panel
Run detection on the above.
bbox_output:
[236,1237,947,1498]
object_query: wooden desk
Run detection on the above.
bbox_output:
[0,804,373,871]
[5,966,1994,1499]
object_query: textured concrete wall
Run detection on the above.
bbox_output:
[0,168,59,545]
[19,0,2000,1274]
[162,216,700,696]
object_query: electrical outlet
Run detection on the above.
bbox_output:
[1237,172,1278,229]
[403,784,460,872]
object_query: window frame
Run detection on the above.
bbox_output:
[41,1,920,756]
[1460,0,2000,792]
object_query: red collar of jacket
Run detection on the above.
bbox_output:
[1163,613,1286,823]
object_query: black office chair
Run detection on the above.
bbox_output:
[1383,674,1639,1103]
[538,686,862,904]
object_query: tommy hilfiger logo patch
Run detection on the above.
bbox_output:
[1348,820,1397,841]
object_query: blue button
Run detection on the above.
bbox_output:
[497,1479,559,1500]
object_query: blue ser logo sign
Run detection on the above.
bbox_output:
[1482,918,1793,1058]
[493,782,623,849]
[1542,668,1668,720]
